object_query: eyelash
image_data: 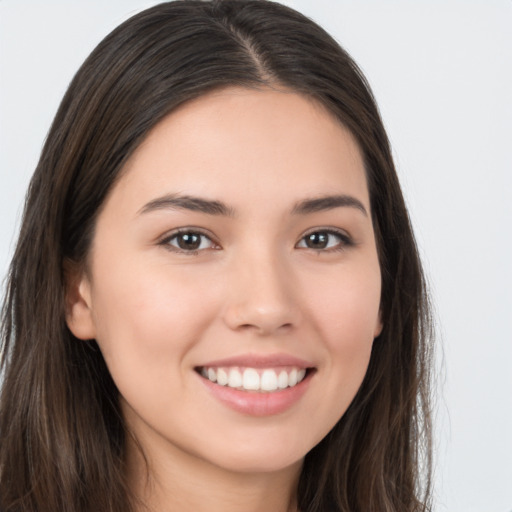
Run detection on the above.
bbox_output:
[160,228,353,255]
[160,228,219,255]
[296,228,353,252]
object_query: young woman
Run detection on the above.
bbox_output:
[0,1,434,511]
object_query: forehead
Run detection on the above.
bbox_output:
[112,86,369,213]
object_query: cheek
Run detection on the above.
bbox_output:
[88,258,220,383]
[308,265,381,345]
[304,265,380,407]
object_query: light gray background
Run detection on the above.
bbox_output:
[1,1,511,511]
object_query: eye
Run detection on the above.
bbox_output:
[161,230,218,253]
[296,229,352,251]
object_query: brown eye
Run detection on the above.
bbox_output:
[304,232,329,249]
[164,231,216,252]
[297,230,351,251]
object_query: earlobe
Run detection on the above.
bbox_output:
[374,310,384,339]
[64,262,96,340]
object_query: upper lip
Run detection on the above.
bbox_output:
[197,353,315,369]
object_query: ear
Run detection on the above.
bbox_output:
[64,260,96,340]
[373,310,383,339]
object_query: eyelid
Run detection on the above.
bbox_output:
[296,227,354,251]
[157,226,353,254]
[159,227,220,253]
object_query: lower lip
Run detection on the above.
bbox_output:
[198,371,313,417]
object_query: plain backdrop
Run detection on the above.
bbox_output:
[1,1,511,511]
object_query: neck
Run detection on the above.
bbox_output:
[126,433,302,512]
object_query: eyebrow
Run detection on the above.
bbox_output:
[138,193,367,217]
[291,194,368,217]
[138,194,236,217]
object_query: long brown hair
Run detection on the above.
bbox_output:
[0,1,434,510]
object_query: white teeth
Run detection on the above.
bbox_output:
[277,370,288,389]
[242,368,260,390]
[217,368,228,386]
[201,366,308,392]
[260,369,278,391]
[228,368,243,388]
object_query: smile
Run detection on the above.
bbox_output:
[195,354,316,415]
[199,366,308,393]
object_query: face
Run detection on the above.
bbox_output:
[67,87,382,477]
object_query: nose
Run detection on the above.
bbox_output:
[222,250,301,336]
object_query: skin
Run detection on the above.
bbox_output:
[67,87,382,512]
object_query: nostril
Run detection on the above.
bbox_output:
[236,321,294,336]
[222,286,301,334]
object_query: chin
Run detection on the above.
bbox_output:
[215,452,304,475]
[198,435,314,475]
